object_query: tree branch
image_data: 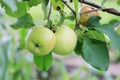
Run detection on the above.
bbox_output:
[79,0,120,16]
[61,0,76,16]
[61,0,81,30]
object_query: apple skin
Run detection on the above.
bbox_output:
[53,25,77,55]
[25,27,56,56]
[79,6,99,26]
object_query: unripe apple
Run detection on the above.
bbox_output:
[53,25,77,55]
[25,26,56,56]
[79,6,99,26]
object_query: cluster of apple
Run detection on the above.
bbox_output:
[25,25,77,56]
[25,6,99,56]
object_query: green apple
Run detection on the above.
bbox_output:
[79,6,99,26]
[25,26,56,56]
[53,25,77,55]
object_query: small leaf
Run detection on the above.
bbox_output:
[101,0,107,6]
[45,20,52,28]
[66,12,75,21]
[82,37,109,71]
[10,13,35,29]
[57,14,65,26]
[28,0,41,7]
[74,41,83,55]
[85,30,105,41]
[87,16,101,27]
[19,28,28,50]
[74,0,79,21]
[5,1,27,18]
[51,0,64,11]
[41,0,49,19]
[117,0,120,5]
[34,52,53,71]
[1,0,17,12]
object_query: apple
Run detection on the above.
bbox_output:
[25,26,56,56]
[53,25,77,55]
[79,6,99,26]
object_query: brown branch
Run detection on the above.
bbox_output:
[80,9,98,15]
[79,0,120,16]
[61,0,81,30]
[61,0,76,16]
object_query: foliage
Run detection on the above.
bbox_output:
[0,0,120,72]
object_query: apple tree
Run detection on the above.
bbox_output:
[0,0,120,71]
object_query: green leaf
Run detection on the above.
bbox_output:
[87,16,120,51]
[82,37,109,71]
[101,0,107,6]
[65,12,75,21]
[51,0,64,11]
[45,20,52,28]
[74,41,83,55]
[5,1,27,18]
[95,24,120,51]
[34,53,53,71]
[41,0,49,19]
[74,0,79,21]
[57,14,65,26]
[19,28,28,50]
[87,16,101,27]
[28,0,41,7]
[10,13,35,29]
[117,0,120,5]
[85,30,105,41]
[1,0,17,12]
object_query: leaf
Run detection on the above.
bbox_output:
[101,0,107,6]
[74,0,79,21]
[57,14,65,26]
[74,41,83,55]
[66,12,75,21]
[82,37,109,71]
[5,1,27,18]
[87,16,101,27]
[51,0,64,11]
[117,0,120,5]
[28,0,41,7]
[95,24,120,51]
[87,16,120,51]
[10,13,35,29]
[45,20,52,28]
[41,0,49,19]
[19,28,28,50]
[85,30,105,41]
[1,0,17,12]
[34,52,53,71]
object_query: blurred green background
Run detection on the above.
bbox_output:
[0,0,120,80]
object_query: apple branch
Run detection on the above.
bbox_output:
[61,0,76,16]
[61,0,81,30]
[78,0,120,16]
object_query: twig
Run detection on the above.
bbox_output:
[78,0,120,16]
[61,0,76,16]
[80,9,98,15]
[61,0,81,30]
